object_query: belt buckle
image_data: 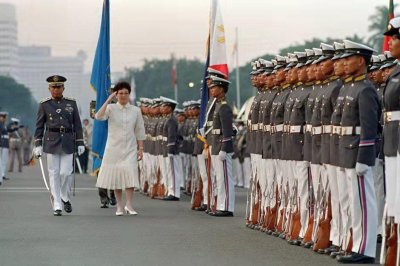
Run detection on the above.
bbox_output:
[385,112,391,122]
[60,126,65,133]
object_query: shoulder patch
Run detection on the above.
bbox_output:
[64,96,76,101]
[40,97,51,103]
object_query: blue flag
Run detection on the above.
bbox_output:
[90,0,111,174]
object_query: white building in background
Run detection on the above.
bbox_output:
[0,3,18,77]
[16,46,94,119]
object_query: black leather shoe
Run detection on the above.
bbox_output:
[289,237,303,246]
[110,198,117,206]
[320,245,339,255]
[330,250,345,258]
[209,210,233,217]
[100,200,109,208]
[53,210,62,216]
[272,231,281,237]
[303,241,314,249]
[279,233,286,239]
[62,200,72,213]
[195,204,208,211]
[266,229,274,235]
[337,252,375,264]
[163,195,180,201]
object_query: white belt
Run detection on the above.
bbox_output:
[263,125,271,132]
[206,121,213,126]
[305,124,312,133]
[271,124,284,133]
[162,137,167,141]
[384,111,400,122]
[341,126,361,136]
[283,125,290,133]
[322,125,332,134]
[157,135,163,140]
[332,126,341,135]
[151,137,157,141]
[312,126,322,135]
[247,120,251,127]
[251,124,259,131]
[290,125,302,133]
[1,135,9,139]
[212,129,221,134]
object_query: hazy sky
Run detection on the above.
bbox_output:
[4,0,389,72]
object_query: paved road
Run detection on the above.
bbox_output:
[0,162,378,266]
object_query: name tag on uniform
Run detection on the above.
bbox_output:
[392,78,399,83]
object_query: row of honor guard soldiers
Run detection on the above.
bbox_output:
[137,68,239,217]
[243,38,392,264]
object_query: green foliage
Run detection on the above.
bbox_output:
[367,5,389,52]
[0,76,38,130]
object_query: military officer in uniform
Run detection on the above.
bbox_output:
[335,40,379,264]
[209,75,235,217]
[33,75,85,216]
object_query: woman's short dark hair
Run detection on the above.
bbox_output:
[113,81,131,94]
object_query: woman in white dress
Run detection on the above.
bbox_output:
[95,81,145,216]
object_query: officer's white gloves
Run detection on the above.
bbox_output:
[77,146,85,156]
[218,151,227,161]
[355,162,369,176]
[33,146,43,158]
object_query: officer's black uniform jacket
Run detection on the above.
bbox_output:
[177,121,185,153]
[288,82,312,161]
[247,90,263,154]
[255,90,268,155]
[310,81,325,165]
[320,76,342,165]
[330,77,352,167]
[0,121,10,148]
[383,64,400,157]
[376,83,385,159]
[148,116,157,156]
[156,117,166,156]
[187,118,198,155]
[339,74,380,168]
[211,100,234,155]
[282,86,296,161]
[261,88,278,160]
[181,119,190,154]
[270,85,291,160]
[163,115,178,156]
[303,82,318,162]
[34,96,84,154]
[143,115,150,153]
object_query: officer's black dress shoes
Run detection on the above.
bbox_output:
[336,252,375,264]
[195,204,208,211]
[53,210,62,216]
[330,250,345,258]
[110,197,117,206]
[209,210,233,217]
[318,245,339,254]
[288,237,303,246]
[303,241,314,248]
[100,200,109,208]
[163,195,180,201]
[62,200,72,213]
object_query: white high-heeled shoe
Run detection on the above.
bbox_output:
[124,206,138,215]
[115,209,124,216]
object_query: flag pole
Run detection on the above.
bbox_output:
[235,27,240,108]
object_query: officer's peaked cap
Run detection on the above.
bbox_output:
[384,17,400,36]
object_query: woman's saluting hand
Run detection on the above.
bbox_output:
[106,92,117,104]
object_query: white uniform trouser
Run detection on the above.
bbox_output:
[46,152,74,211]
[190,156,199,190]
[326,164,340,246]
[345,167,377,258]
[243,157,251,189]
[211,153,235,212]
[274,159,284,223]
[293,160,310,238]
[284,160,295,229]
[372,158,384,231]
[395,153,400,222]
[337,166,351,249]
[0,148,9,180]
[180,153,190,188]
[249,154,262,220]
[149,155,157,186]
[263,159,275,211]
[258,158,268,215]
[310,163,323,241]
[165,155,181,198]
[232,158,241,186]
[158,155,166,189]
[385,156,397,218]
[197,154,208,205]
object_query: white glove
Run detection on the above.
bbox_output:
[355,162,369,176]
[218,151,227,161]
[33,146,43,158]
[77,146,85,156]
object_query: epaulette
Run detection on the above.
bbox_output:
[344,76,353,83]
[354,74,367,82]
[40,97,51,103]
[64,96,76,101]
